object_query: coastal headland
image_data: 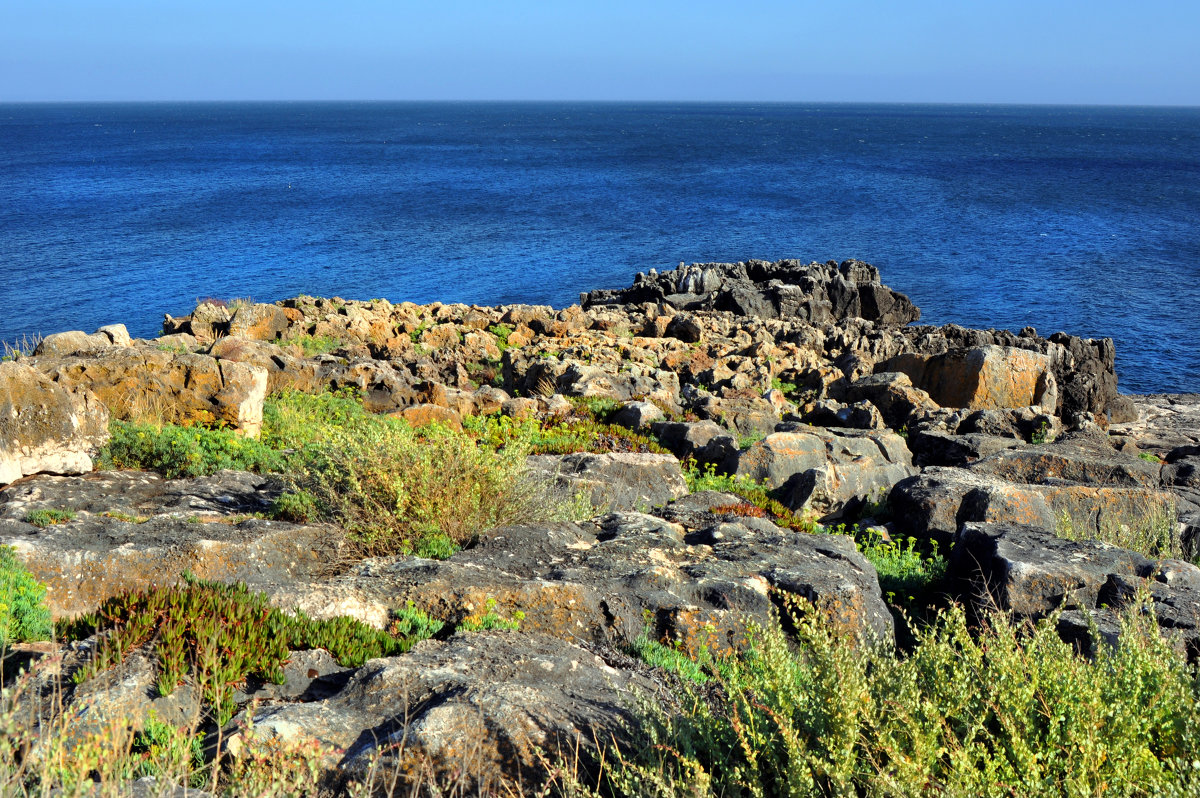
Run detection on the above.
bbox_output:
[2,259,1200,795]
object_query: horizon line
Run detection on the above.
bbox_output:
[2,98,1199,110]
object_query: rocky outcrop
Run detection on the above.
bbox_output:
[265,495,894,651]
[30,347,268,436]
[950,522,1200,658]
[881,345,1057,412]
[0,362,109,487]
[733,427,915,519]
[0,470,342,617]
[582,259,920,327]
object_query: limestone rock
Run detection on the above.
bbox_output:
[240,633,662,789]
[0,362,109,487]
[227,303,291,341]
[30,348,268,436]
[882,345,1057,411]
[0,470,343,617]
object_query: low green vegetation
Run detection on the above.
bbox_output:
[769,377,798,395]
[1056,503,1180,561]
[611,594,1200,798]
[684,460,818,533]
[22,509,76,528]
[487,323,514,351]
[631,630,713,684]
[455,597,524,632]
[281,412,548,557]
[1139,451,1164,463]
[60,576,435,725]
[99,421,282,479]
[854,530,947,611]
[281,333,345,357]
[463,411,667,456]
[0,545,53,646]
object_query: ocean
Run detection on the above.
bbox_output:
[1,102,1197,394]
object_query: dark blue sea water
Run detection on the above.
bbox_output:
[1,102,1198,394]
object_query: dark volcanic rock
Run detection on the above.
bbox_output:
[950,522,1155,617]
[582,259,921,327]
[237,632,666,790]
[264,500,895,651]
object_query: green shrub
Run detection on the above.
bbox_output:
[487,323,514,352]
[23,508,76,528]
[284,416,549,556]
[585,594,1200,798]
[63,576,433,725]
[268,489,317,523]
[260,387,368,450]
[0,545,53,645]
[281,334,344,357]
[98,420,282,479]
[463,412,668,456]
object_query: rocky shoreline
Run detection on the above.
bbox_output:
[2,258,1199,794]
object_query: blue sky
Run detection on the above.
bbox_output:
[2,1,1197,104]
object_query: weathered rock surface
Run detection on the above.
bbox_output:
[265,497,894,650]
[951,522,1200,658]
[0,362,109,487]
[239,632,665,789]
[734,426,915,518]
[0,470,343,617]
[890,434,1180,549]
[526,452,688,513]
[582,259,921,327]
[881,345,1057,412]
[30,348,268,436]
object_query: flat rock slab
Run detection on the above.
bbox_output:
[240,631,666,789]
[0,470,344,617]
[1112,393,1200,452]
[950,522,1154,617]
[264,498,894,651]
[525,452,688,513]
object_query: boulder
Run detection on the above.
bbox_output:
[31,348,268,436]
[881,345,1057,411]
[845,371,939,428]
[611,400,665,430]
[525,452,688,513]
[949,522,1154,618]
[0,470,344,618]
[650,420,738,464]
[0,362,109,487]
[735,427,915,518]
[33,330,114,358]
[239,632,661,789]
[227,303,291,342]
